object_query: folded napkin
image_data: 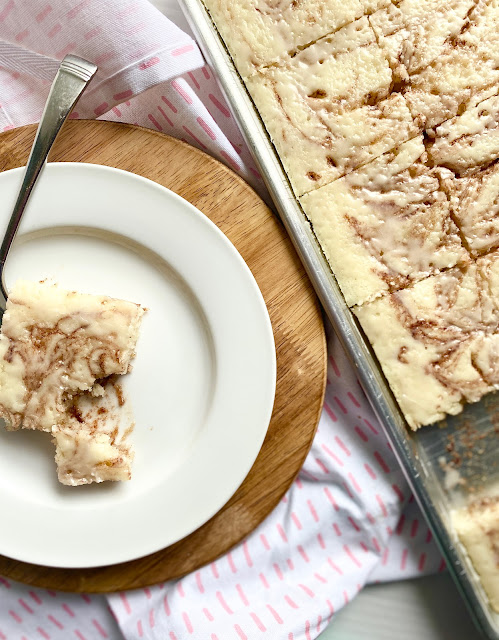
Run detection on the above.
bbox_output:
[0,1,444,639]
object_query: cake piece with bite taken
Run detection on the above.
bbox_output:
[0,280,144,484]
[53,377,135,486]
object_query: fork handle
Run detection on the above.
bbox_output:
[0,55,97,307]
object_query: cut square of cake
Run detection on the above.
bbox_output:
[402,0,499,132]
[456,0,499,66]
[245,16,417,196]
[427,91,499,176]
[299,136,469,307]
[0,280,144,484]
[441,162,499,258]
[452,496,499,613]
[354,251,499,428]
[203,0,393,78]
[370,0,478,82]
[403,47,499,131]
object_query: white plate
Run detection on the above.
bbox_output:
[0,163,276,568]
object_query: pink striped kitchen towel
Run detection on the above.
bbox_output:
[0,1,443,639]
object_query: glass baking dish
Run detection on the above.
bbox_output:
[178,1,499,636]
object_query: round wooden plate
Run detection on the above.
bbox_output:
[0,120,326,592]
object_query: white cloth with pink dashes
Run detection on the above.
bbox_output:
[0,2,444,639]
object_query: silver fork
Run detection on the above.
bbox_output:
[0,55,97,310]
